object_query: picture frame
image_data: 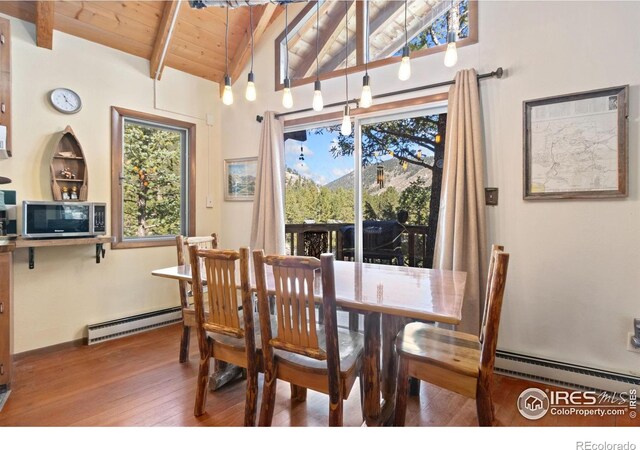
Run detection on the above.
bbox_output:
[523,85,628,200]
[224,157,258,201]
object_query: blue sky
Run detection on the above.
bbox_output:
[285,127,354,186]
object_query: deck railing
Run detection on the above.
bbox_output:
[285,223,431,268]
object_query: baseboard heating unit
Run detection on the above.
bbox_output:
[87,307,182,345]
[496,350,640,393]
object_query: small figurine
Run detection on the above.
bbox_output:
[70,186,78,200]
[60,167,74,179]
[61,186,70,200]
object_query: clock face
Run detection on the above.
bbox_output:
[49,88,82,114]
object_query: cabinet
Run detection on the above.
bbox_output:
[0,245,13,391]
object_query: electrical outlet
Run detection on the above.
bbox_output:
[206,196,214,208]
[206,113,214,126]
[627,333,640,353]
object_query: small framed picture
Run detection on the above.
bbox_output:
[224,157,258,201]
[523,85,628,200]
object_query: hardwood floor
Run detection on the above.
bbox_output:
[0,324,635,426]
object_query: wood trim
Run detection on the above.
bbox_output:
[35,1,54,50]
[14,338,85,362]
[274,0,479,91]
[110,106,196,250]
[283,92,449,129]
[0,17,11,156]
[149,0,180,80]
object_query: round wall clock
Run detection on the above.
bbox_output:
[49,88,82,114]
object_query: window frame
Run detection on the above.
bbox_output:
[274,0,478,91]
[110,106,196,249]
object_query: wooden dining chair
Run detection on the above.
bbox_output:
[394,246,509,426]
[253,250,364,426]
[188,245,259,426]
[175,234,217,363]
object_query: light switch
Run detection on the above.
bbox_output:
[485,188,498,206]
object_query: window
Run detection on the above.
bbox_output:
[111,107,195,249]
[275,0,477,89]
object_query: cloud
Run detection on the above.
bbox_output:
[311,174,328,186]
[331,167,352,178]
[285,140,314,158]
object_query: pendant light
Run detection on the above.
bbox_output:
[312,1,323,112]
[398,0,411,81]
[340,0,351,136]
[222,5,233,106]
[245,5,257,101]
[444,0,458,67]
[282,3,293,109]
[359,1,372,109]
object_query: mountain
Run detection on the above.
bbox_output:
[325,157,433,194]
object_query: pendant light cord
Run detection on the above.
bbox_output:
[404,0,408,48]
[344,0,348,105]
[315,1,319,81]
[249,5,254,73]
[225,5,229,76]
[364,1,369,75]
[285,4,289,80]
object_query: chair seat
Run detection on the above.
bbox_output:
[395,322,480,378]
[274,328,364,372]
[273,328,364,397]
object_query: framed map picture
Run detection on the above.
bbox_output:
[224,157,258,201]
[523,85,628,199]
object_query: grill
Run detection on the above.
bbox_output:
[341,220,405,265]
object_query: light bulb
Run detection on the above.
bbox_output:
[245,72,256,101]
[282,78,293,109]
[444,31,458,67]
[398,46,411,81]
[360,74,372,109]
[222,75,233,106]
[340,105,351,136]
[312,80,323,112]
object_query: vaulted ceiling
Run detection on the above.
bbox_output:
[0,1,283,85]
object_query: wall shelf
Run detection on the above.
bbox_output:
[15,236,112,269]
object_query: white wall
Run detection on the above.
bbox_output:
[220,1,640,376]
[2,15,221,352]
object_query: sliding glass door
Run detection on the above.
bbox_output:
[284,104,446,268]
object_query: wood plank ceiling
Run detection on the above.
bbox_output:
[0,0,282,86]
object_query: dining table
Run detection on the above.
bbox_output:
[152,259,466,426]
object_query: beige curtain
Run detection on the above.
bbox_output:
[250,111,286,255]
[433,69,488,335]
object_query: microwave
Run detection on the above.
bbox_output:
[22,201,106,238]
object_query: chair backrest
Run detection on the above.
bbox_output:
[176,234,218,309]
[479,244,504,344]
[478,250,509,380]
[253,251,340,365]
[188,246,253,341]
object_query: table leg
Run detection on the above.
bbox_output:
[209,360,243,391]
[363,312,381,426]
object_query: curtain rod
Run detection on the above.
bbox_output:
[256,67,504,123]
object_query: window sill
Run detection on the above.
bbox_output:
[112,238,176,250]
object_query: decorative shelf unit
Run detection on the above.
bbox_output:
[15,236,112,269]
[50,126,88,201]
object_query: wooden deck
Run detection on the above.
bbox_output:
[0,324,635,427]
